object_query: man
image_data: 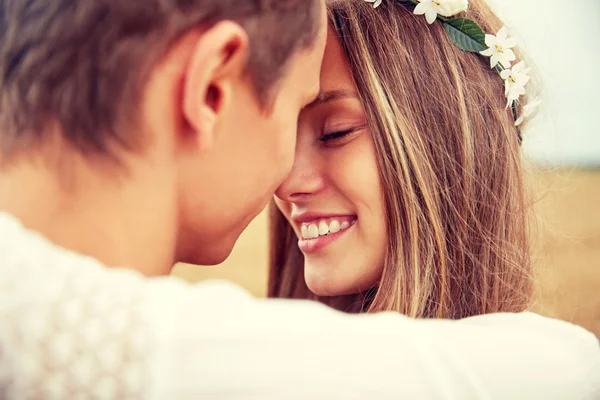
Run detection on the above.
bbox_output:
[0,0,324,275]
[0,0,598,398]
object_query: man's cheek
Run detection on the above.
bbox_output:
[273,136,295,177]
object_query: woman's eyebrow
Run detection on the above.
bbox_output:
[305,89,359,109]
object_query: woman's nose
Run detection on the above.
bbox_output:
[275,142,326,203]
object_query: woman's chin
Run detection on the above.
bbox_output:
[305,274,341,297]
[305,276,360,297]
[305,266,382,298]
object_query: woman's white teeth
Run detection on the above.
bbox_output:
[329,220,341,233]
[318,221,329,236]
[301,225,308,239]
[308,224,319,239]
[302,219,352,239]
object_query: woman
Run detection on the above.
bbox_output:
[270,0,536,317]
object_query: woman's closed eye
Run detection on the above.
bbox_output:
[319,125,365,146]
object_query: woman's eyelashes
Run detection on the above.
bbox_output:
[319,125,365,145]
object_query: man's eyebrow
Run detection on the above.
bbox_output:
[305,89,359,109]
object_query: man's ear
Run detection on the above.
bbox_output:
[182,21,249,151]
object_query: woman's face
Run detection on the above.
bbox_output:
[274,30,387,296]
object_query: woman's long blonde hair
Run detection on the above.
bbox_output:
[269,0,534,318]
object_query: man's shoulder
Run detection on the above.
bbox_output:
[0,211,107,278]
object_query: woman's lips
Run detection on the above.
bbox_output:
[297,216,357,254]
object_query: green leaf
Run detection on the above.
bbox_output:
[443,18,487,53]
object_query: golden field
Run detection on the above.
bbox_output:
[173,169,600,338]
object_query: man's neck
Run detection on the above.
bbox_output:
[0,156,177,276]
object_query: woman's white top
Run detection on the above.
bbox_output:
[0,212,598,399]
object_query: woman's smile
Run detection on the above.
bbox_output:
[295,215,357,253]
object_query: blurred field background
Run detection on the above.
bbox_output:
[173,168,600,338]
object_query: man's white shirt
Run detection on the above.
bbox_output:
[0,212,598,399]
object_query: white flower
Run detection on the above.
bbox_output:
[414,0,451,24]
[445,0,469,16]
[515,98,541,126]
[414,0,468,25]
[479,26,518,68]
[500,61,531,108]
[364,0,383,8]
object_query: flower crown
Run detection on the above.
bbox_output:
[363,0,540,137]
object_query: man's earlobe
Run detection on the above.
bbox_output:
[182,21,249,150]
